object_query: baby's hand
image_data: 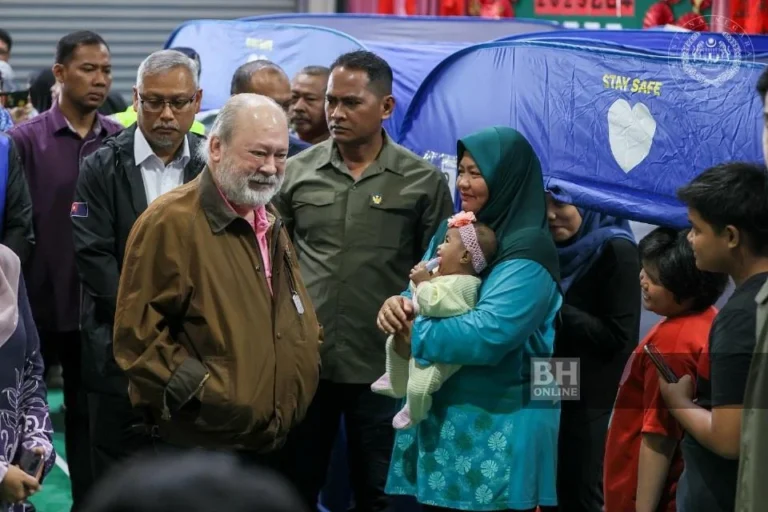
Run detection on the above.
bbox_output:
[409,262,433,285]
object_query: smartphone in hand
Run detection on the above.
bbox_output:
[18,450,43,480]
[644,343,679,384]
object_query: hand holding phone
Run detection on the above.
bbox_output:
[644,343,679,384]
[18,449,43,480]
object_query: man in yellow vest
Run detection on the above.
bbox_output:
[113,47,206,134]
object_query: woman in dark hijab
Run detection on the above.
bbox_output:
[545,186,641,512]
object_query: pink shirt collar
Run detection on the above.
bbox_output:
[214,185,273,293]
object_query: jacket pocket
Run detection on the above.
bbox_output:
[193,356,236,432]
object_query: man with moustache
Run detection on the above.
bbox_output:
[290,65,330,145]
[8,30,121,509]
[113,94,321,475]
[275,50,453,511]
[230,60,310,156]
[72,49,206,481]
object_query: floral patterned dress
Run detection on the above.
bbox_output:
[386,259,561,511]
[0,273,55,512]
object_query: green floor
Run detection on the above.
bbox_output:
[28,389,73,511]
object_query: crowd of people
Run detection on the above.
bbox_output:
[0,24,767,512]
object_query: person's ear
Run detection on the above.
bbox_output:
[381,94,395,121]
[52,63,65,86]
[725,225,740,250]
[209,136,223,164]
[132,86,139,114]
[194,89,203,114]
[460,250,471,264]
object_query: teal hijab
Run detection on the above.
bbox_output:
[429,127,560,283]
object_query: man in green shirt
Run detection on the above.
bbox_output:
[736,66,768,512]
[274,50,453,511]
[112,47,206,135]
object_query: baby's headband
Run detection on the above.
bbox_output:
[447,211,487,274]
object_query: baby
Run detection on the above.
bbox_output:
[371,211,497,430]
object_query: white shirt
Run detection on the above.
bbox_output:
[133,128,190,204]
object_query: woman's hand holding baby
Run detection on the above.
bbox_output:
[377,296,415,336]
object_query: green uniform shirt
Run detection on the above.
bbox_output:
[111,106,206,135]
[275,132,454,384]
[736,281,768,511]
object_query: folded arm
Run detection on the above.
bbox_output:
[411,260,559,366]
[113,208,207,420]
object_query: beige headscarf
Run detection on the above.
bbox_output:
[0,245,20,349]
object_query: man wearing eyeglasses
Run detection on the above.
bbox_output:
[71,49,206,484]
[112,47,206,135]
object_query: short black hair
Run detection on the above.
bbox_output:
[677,162,768,256]
[758,66,768,103]
[81,451,308,512]
[0,29,12,52]
[56,31,109,65]
[639,227,728,312]
[298,65,330,79]
[330,50,393,96]
[230,59,287,95]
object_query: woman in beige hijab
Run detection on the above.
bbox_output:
[0,245,54,510]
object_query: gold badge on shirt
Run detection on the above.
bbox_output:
[370,194,383,206]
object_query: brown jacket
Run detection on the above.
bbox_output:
[113,169,321,453]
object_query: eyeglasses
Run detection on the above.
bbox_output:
[138,93,196,113]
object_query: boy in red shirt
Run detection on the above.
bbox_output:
[604,227,728,512]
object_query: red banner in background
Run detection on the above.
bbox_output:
[730,0,768,33]
[535,0,635,17]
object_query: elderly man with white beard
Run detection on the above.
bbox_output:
[112,93,322,477]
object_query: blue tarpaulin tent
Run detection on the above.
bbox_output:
[239,14,561,139]
[399,40,765,228]
[164,20,366,112]
[497,28,768,58]
[240,13,560,42]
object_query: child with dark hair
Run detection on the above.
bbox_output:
[659,162,768,512]
[604,227,727,512]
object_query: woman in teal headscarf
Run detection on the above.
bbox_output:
[377,127,562,511]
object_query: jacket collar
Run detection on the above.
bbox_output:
[109,125,207,216]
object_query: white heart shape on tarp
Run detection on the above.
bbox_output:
[607,99,657,174]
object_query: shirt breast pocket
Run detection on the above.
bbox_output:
[366,201,413,250]
[293,190,341,243]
